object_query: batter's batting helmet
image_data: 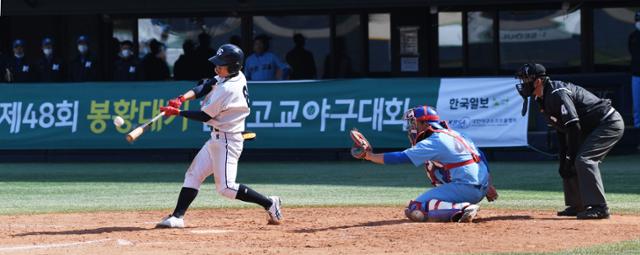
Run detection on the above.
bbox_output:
[209,44,244,75]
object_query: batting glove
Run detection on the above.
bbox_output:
[168,95,186,108]
[160,106,180,116]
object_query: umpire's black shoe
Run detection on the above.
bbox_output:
[577,206,610,220]
[557,206,582,217]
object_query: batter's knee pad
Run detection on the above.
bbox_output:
[404,200,428,222]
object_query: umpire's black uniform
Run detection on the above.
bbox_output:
[516,63,624,219]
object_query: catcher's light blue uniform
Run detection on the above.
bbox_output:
[404,130,490,210]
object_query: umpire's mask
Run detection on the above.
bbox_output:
[515,63,547,116]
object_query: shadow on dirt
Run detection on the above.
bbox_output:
[13,227,149,237]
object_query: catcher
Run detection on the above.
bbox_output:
[350,105,498,222]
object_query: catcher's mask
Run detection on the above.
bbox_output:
[515,63,547,116]
[404,106,446,146]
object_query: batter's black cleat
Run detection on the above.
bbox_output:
[577,206,610,220]
[557,206,582,217]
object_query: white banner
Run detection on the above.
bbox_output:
[436,78,528,147]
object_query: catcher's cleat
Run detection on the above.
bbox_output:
[267,196,283,225]
[457,204,480,223]
[156,215,185,228]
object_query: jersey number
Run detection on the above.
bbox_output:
[242,86,250,106]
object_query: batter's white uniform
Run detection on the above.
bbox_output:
[183,72,250,199]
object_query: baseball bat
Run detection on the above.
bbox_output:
[126,112,165,143]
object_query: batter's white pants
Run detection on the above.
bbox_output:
[183,131,244,199]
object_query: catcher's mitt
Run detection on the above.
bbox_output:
[350,128,372,159]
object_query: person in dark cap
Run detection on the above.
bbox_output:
[36,37,65,82]
[113,40,142,81]
[69,35,99,82]
[515,63,624,220]
[141,39,170,81]
[286,33,316,79]
[628,10,640,128]
[5,39,36,82]
[173,39,199,81]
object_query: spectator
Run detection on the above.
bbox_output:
[244,34,290,81]
[229,35,241,48]
[113,40,142,81]
[323,37,353,79]
[36,37,65,82]
[0,52,6,82]
[286,33,317,79]
[6,39,36,82]
[173,40,199,81]
[629,10,640,128]
[141,39,170,81]
[69,35,99,82]
[194,32,215,79]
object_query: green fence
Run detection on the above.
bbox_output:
[0,79,440,149]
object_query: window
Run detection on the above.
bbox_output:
[594,8,638,69]
[499,9,581,72]
[253,15,329,79]
[368,13,391,72]
[113,19,135,42]
[438,12,463,69]
[138,17,241,70]
[467,11,495,72]
[336,14,364,77]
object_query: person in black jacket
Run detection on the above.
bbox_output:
[141,39,170,81]
[628,10,640,128]
[36,37,65,82]
[286,33,316,80]
[6,39,36,83]
[515,63,624,220]
[113,40,142,81]
[173,40,199,81]
[69,35,99,82]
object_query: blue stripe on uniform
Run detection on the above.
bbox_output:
[223,133,238,192]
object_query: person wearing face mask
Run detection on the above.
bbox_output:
[515,63,624,220]
[113,40,142,81]
[69,35,99,82]
[36,37,65,82]
[6,39,36,83]
[628,10,640,128]
[141,39,170,81]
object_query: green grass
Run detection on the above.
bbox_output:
[487,239,640,255]
[1,155,640,215]
[1,154,640,254]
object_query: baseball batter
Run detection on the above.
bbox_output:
[351,105,498,222]
[156,44,282,228]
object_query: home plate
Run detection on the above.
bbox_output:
[191,229,233,234]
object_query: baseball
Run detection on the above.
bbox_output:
[113,116,125,127]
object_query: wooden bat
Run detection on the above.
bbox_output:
[242,131,256,141]
[126,112,165,143]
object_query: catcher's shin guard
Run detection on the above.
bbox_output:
[404,200,428,222]
[425,200,474,222]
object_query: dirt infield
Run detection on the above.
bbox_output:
[2,207,640,255]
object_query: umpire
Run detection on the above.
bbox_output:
[515,63,624,220]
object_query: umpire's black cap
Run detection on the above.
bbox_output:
[515,63,547,80]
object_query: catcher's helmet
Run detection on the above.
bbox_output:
[209,44,244,74]
[515,63,547,116]
[404,105,444,146]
